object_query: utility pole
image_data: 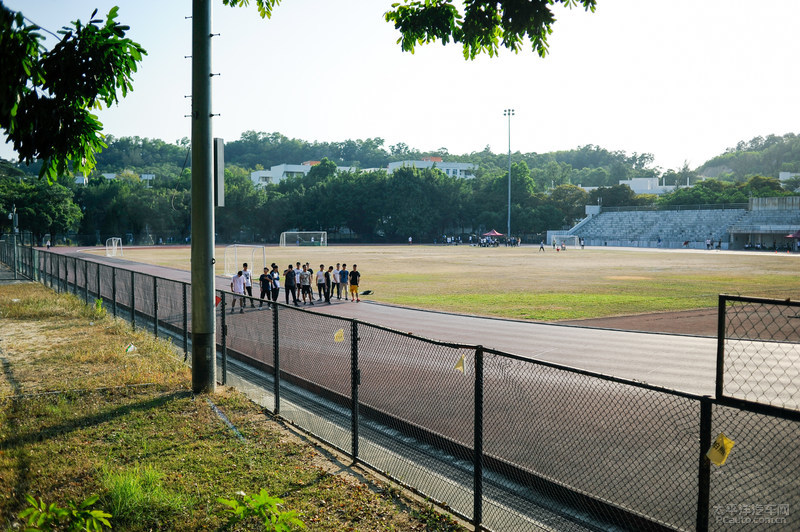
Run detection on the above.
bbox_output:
[191,0,216,393]
[504,109,514,244]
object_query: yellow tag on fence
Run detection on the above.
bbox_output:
[334,328,344,343]
[707,432,734,466]
[454,354,465,374]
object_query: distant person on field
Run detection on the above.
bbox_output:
[408,236,412,245]
[539,240,545,252]
[230,270,245,314]
[340,263,350,301]
[349,264,361,302]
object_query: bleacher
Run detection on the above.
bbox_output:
[572,208,748,249]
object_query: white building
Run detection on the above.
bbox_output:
[250,161,354,188]
[387,157,476,179]
[778,171,800,182]
[617,177,675,195]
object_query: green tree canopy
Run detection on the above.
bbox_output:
[0,5,146,181]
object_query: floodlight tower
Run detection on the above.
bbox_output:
[504,109,514,243]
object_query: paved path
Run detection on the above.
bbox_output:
[53,247,719,396]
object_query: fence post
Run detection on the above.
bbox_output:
[220,292,227,385]
[96,262,101,302]
[55,255,60,293]
[474,346,484,530]
[183,283,189,361]
[72,257,77,294]
[112,267,117,318]
[84,260,89,303]
[696,396,713,532]
[130,271,135,329]
[273,304,280,415]
[715,296,726,399]
[351,320,360,460]
[153,277,158,338]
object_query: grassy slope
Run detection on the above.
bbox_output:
[0,283,463,531]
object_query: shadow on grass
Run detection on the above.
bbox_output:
[0,389,191,452]
[1,388,191,523]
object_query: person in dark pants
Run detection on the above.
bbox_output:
[324,265,333,304]
[258,267,271,309]
[269,264,280,305]
[242,263,255,307]
[284,264,299,306]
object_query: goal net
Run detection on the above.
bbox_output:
[105,237,123,257]
[553,235,581,248]
[223,245,267,277]
[279,231,327,247]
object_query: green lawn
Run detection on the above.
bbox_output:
[100,245,800,321]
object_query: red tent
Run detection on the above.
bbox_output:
[482,229,504,236]
[785,231,800,239]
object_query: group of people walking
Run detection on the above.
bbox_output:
[229,262,361,313]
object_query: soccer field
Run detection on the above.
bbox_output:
[94,245,800,321]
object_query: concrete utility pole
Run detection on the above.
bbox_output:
[191,0,216,393]
[504,109,514,243]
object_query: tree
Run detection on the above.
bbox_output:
[0,5,146,181]
[224,0,596,59]
[384,0,597,59]
[0,175,82,240]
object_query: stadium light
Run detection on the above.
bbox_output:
[504,109,514,244]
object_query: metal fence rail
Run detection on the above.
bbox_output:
[4,242,799,532]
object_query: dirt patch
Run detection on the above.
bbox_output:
[605,275,652,280]
[559,307,718,336]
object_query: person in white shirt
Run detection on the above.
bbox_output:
[315,265,326,301]
[230,270,245,314]
[333,264,341,299]
[242,263,255,308]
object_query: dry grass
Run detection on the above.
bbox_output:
[0,283,464,531]
[86,245,800,320]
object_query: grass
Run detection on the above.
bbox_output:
[0,283,465,531]
[90,245,800,321]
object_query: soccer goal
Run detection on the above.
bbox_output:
[553,235,581,249]
[224,244,267,276]
[279,231,327,247]
[105,237,123,257]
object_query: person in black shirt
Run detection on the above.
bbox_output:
[258,267,271,309]
[349,264,361,302]
[324,266,333,304]
[284,265,299,306]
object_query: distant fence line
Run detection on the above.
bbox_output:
[2,240,798,532]
[600,203,748,213]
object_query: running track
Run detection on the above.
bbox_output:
[60,247,717,396]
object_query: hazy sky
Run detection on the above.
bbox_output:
[3,0,799,172]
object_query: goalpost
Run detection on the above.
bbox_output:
[224,245,267,276]
[105,237,123,257]
[279,231,327,247]
[553,235,581,248]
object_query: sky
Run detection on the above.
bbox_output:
[3,0,800,172]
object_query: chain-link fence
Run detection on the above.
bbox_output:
[4,242,799,532]
[717,295,800,411]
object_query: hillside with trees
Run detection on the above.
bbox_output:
[2,131,798,245]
